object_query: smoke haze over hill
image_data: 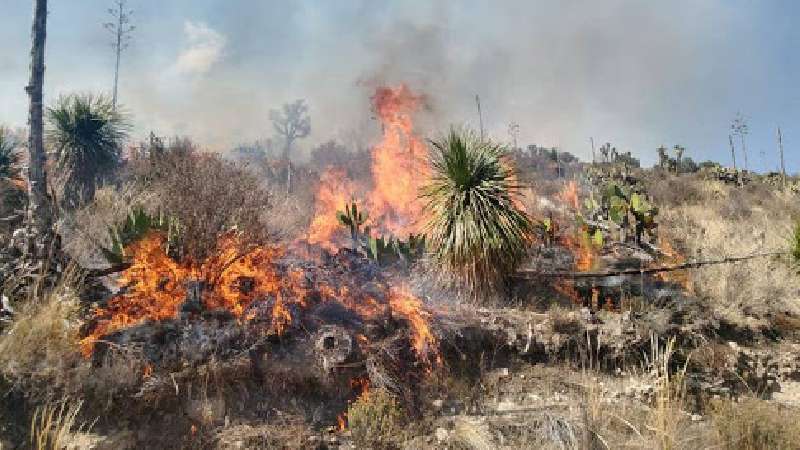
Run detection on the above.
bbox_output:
[0,1,798,169]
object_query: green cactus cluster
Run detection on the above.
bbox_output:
[582,182,658,245]
[365,233,426,265]
[336,200,426,266]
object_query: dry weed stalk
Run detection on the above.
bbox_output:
[29,399,93,450]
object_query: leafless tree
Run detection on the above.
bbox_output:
[731,112,749,171]
[507,122,519,150]
[104,0,135,111]
[25,0,52,242]
[269,100,310,193]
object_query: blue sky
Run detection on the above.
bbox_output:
[1,1,798,171]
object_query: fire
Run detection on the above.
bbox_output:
[81,231,442,367]
[388,287,438,362]
[367,85,429,236]
[559,181,580,210]
[554,280,582,305]
[336,414,346,431]
[655,234,693,291]
[80,232,286,356]
[305,85,428,247]
[307,168,362,250]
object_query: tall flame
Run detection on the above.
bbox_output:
[305,85,428,248]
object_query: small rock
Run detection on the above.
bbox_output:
[432,399,444,410]
[435,427,449,443]
[691,414,702,422]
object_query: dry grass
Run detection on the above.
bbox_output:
[709,397,800,450]
[61,183,160,267]
[29,399,93,450]
[654,177,800,332]
[581,336,714,449]
[0,269,83,396]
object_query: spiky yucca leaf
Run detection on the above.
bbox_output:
[422,128,533,295]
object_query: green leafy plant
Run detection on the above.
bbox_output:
[422,128,533,295]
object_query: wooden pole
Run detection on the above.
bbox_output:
[778,126,786,189]
[475,95,484,141]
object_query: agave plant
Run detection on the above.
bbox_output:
[422,128,533,295]
[46,93,129,207]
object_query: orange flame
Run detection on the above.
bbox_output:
[305,85,428,247]
[558,181,580,210]
[80,232,286,356]
[307,168,363,250]
[388,286,438,363]
[655,234,693,291]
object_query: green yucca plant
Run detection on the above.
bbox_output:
[421,128,533,295]
[46,93,129,207]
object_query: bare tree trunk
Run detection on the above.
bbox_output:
[728,135,737,171]
[25,0,52,241]
[112,9,122,110]
[284,140,293,195]
[740,135,748,171]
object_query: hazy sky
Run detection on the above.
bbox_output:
[1,1,798,170]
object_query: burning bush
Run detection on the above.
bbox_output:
[128,144,274,262]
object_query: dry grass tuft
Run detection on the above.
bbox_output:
[709,397,800,450]
[29,399,93,450]
[0,269,83,395]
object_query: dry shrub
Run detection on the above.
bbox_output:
[347,388,404,448]
[143,150,274,261]
[709,397,800,450]
[655,177,800,331]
